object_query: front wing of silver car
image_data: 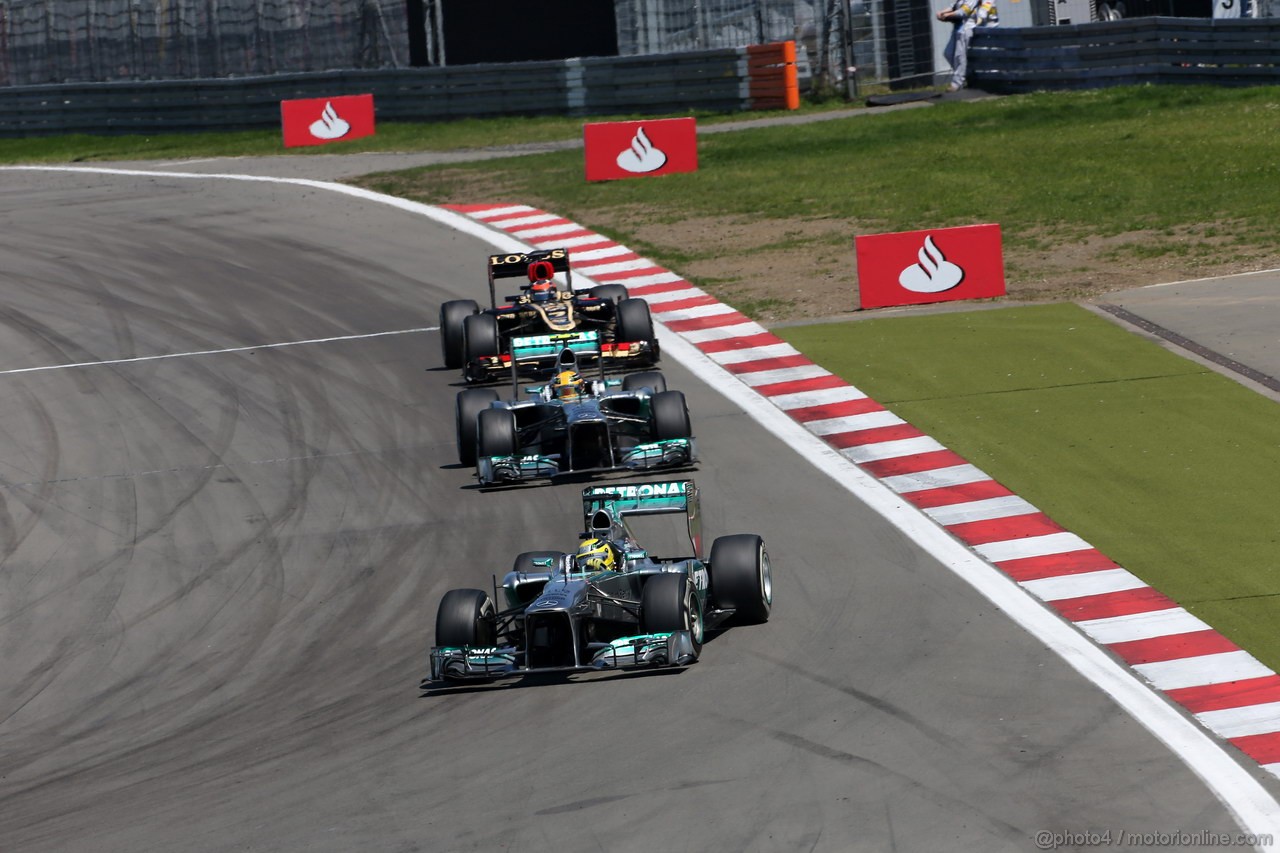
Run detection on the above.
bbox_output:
[477,438,696,485]
[428,630,699,682]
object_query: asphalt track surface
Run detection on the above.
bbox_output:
[0,168,1271,852]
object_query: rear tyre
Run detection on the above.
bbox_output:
[462,313,501,366]
[709,534,772,624]
[622,371,667,394]
[641,573,703,656]
[477,407,518,458]
[615,298,655,345]
[435,588,497,647]
[651,390,691,440]
[455,388,499,465]
[590,284,629,305]
[440,299,479,369]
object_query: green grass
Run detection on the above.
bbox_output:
[780,304,1280,670]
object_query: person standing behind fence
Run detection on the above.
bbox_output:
[937,0,996,92]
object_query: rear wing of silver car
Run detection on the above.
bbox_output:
[581,479,702,559]
[486,247,572,308]
[509,331,601,365]
[507,331,604,395]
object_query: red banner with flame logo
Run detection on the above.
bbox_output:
[855,224,1005,310]
[280,94,375,148]
[583,118,698,182]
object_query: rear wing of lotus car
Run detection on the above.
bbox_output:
[581,479,703,559]
[487,247,572,308]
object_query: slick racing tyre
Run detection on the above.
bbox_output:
[622,371,667,394]
[709,534,772,624]
[455,388,499,466]
[615,298,655,346]
[650,390,691,440]
[462,313,501,366]
[641,573,703,656]
[440,299,479,369]
[435,588,497,647]
[477,407,518,458]
[589,284,629,305]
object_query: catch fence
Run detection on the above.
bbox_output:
[0,1,895,92]
[0,0,407,86]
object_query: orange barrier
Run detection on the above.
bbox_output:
[745,40,800,111]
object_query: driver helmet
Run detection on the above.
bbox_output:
[527,260,557,303]
[576,538,615,573]
[553,370,584,402]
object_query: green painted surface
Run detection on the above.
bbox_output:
[782,304,1280,669]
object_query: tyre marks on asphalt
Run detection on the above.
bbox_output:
[0,266,423,812]
[447,202,1280,783]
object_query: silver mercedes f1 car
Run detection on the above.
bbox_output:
[454,339,696,486]
[426,479,772,683]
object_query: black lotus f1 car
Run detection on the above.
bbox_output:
[438,248,660,384]
[426,480,772,683]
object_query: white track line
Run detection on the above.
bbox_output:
[0,326,438,376]
[1142,266,1280,289]
[7,164,1278,849]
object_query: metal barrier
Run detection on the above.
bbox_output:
[970,17,1280,92]
[0,44,800,137]
[11,15,1280,137]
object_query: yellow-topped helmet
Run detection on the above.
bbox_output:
[576,538,615,573]
[553,370,584,401]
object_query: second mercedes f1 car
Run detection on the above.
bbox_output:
[455,341,696,486]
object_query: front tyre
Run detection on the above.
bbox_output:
[709,534,772,624]
[455,388,499,466]
[651,390,691,440]
[435,588,497,647]
[641,573,703,657]
[477,407,518,459]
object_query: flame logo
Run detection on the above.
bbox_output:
[616,127,668,173]
[898,235,965,293]
[308,102,351,141]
